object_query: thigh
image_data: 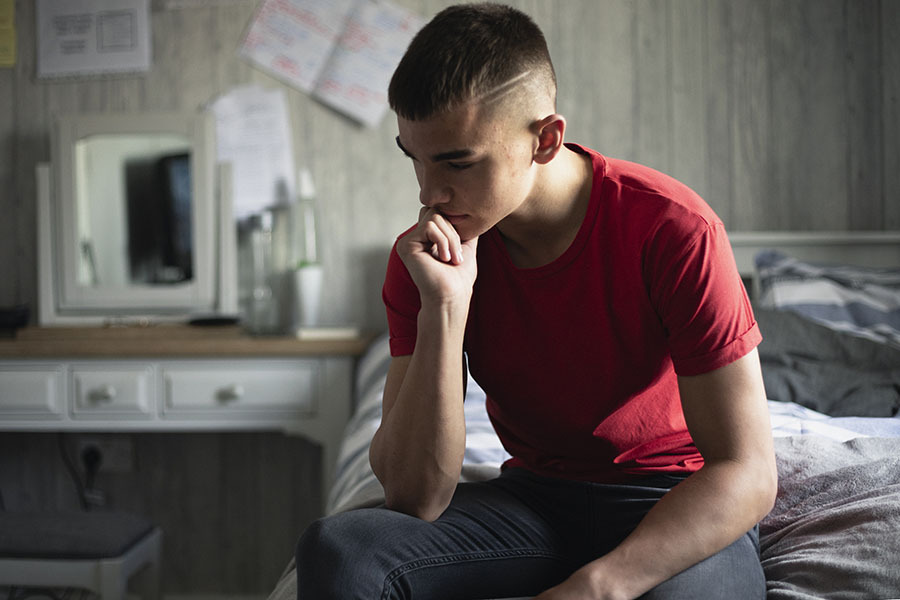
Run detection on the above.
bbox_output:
[296,477,577,600]
[639,527,765,600]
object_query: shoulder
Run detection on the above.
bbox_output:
[604,156,718,225]
[568,144,719,231]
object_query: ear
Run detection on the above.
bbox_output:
[532,114,566,165]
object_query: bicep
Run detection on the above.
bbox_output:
[677,348,774,466]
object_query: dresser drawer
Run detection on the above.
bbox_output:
[0,365,65,418]
[162,360,318,413]
[71,365,154,418]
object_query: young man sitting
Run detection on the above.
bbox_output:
[297,4,776,599]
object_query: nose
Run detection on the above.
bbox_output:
[418,170,451,208]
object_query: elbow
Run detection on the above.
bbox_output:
[759,460,779,517]
[383,480,455,522]
[708,454,778,524]
[745,454,779,521]
[384,492,450,523]
[372,459,454,523]
[369,432,461,522]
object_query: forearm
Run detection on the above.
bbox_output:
[370,300,470,521]
[577,459,776,600]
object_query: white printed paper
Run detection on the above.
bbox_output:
[209,85,296,219]
[314,1,425,127]
[239,0,357,93]
[239,0,424,127]
[36,0,151,78]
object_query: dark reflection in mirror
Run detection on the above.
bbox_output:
[74,133,194,288]
[125,153,194,284]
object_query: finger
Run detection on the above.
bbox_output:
[424,211,465,264]
[423,219,454,263]
[416,208,462,264]
[432,215,463,263]
[435,214,468,265]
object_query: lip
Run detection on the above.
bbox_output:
[439,211,468,225]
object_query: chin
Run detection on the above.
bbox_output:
[453,221,487,243]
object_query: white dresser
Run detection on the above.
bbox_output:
[0,325,372,501]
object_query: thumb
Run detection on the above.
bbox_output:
[461,234,479,260]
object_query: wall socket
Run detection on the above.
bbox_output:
[76,436,135,473]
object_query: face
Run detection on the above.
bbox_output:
[395,101,539,241]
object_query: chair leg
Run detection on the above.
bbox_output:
[99,563,128,600]
[133,559,161,600]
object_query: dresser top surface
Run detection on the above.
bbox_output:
[0,326,373,358]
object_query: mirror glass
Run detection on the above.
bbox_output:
[40,110,236,323]
[74,133,194,288]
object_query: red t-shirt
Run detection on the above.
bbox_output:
[383,145,761,483]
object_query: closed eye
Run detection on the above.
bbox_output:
[395,136,416,160]
[447,162,474,171]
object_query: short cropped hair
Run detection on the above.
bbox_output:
[388,3,556,121]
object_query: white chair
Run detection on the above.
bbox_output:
[0,511,161,599]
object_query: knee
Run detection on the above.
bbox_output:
[295,516,334,567]
[296,515,356,581]
[640,531,765,600]
[295,510,393,598]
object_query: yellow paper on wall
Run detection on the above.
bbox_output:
[0,29,14,67]
[0,0,13,29]
[0,0,14,67]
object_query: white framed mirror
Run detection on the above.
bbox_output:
[37,111,237,325]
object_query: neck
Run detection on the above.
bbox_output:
[497,145,593,268]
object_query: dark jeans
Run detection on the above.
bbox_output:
[296,468,764,599]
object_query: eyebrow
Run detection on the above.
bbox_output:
[395,136,475,163]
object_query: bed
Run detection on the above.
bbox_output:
[268,232,900,600]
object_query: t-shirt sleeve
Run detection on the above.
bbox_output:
[382,239,421,357]
[646,220,761,376]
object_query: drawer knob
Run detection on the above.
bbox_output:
[88,384,117,403]
[218,384,245,402]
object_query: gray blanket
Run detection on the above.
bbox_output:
[761,436,900,599]
[755,308,900,417]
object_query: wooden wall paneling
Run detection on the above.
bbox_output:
[138,434,195,589]
[305,98,369,325]
[632,0,671,176]
[133,432,226,591]
[552,1,637,163]
[769,0,848,230]
[78,431,323,594]
[144,8,190,110]
[219,433,259,590]
[704,0,735,227]
[0,434,58,512]
[543,2,582,136]
[766,0,808,230]
[180,433,227,590]
[670,0,712,210]
[341,122,395,325]
[729,0,771,230]
[883,0,900,229]
[212,2,258,95]
[846,0,884,230]
[255,433,321,589]
[0,68,15,307]
[10,0,44,315]
[135,434,176,585]
[161,7,219,112]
